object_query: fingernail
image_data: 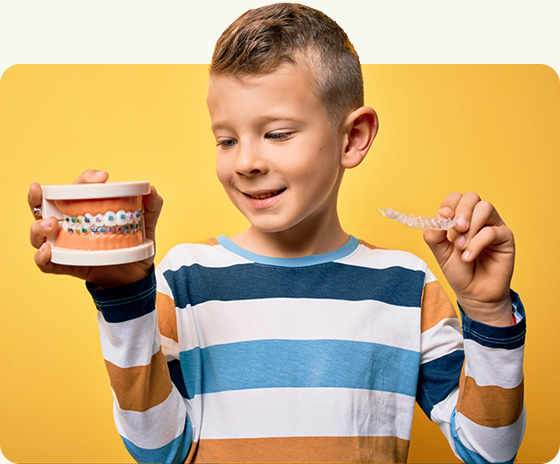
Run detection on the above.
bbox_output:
[462,250,471,261]
[39,243,47,252]
[457,217,468,228]
[456,236,466,247]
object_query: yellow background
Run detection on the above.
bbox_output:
[0,64,558,463]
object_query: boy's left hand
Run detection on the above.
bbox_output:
[423,192,515,326]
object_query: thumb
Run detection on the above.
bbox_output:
[423,228,453,267]
[143,186,163,242]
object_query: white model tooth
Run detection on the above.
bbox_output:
[116,210,127,226]
[104,211,116,226]
[76,216,88,232]
[125,211,134,225]
[132,211,141,224]
[84,213,94,225]
[94,214,103,225]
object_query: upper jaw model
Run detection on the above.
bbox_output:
[41,182,154,266]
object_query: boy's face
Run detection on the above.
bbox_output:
[207,64,346,237]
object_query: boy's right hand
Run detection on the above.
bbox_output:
[28,169,164,288]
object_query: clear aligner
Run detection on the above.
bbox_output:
[378,207,456,230]
[62,210,143,235]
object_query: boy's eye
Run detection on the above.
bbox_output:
[265,132,292,141]
[217,138,237,149]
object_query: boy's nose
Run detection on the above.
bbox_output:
[234,143,268,176]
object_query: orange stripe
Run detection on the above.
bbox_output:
[197,237,220,246]
[458,373,524,428]
[105,348,173,412]
[358,239,380,250]
[190,436,409,463]
[156,291,179,343]
[421,280,458,333]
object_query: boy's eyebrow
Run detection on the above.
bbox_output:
[211,115,304,133]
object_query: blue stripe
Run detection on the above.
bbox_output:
[416,349,464,417]
[168,359,189,399]
[164,262,425,309]
[461,291,526,350]
[179,339,420,398]
[217,234,360,267]
[121,416,192,464]
[87,267,156,323]
[450,409,516,464]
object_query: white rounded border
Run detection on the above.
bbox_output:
[42,181,150,200]
[50,239,154,266]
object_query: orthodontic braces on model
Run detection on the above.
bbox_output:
[62,210,143,235]
[378,207,457,230]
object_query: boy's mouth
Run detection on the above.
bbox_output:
[244,188,287,200]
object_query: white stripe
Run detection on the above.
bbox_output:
[155,264,173,296]
[420,317,463,364]
[98,311,160,368]
[179,298,421,351]
[430,386,460,425]
[177,304,203,352]
[161,242,249,271]
[199,387,415,440]
[114,389,188,449]
[162,242,431,273]
[424,267,438,284]
[429,387,461,456]
[454,408,526,463]
[340,245,428,272]
[463,339,524,388]
[160,333,181,362]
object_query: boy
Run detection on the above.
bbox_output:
[28,3,525,463]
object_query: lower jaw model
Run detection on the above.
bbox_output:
[53,197,144,251]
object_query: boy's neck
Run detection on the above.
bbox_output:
[229,218,350,259]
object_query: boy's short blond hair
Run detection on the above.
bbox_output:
[210,3,364,126]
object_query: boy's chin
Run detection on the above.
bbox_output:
[242,215,296,235]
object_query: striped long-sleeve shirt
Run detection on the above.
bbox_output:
[87,235,526,463]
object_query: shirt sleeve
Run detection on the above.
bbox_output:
[87,269,193,463]
[417,273,526,464]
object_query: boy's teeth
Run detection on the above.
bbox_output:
[250,190,280,199]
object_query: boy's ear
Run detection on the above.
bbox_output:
[340,106,379,169]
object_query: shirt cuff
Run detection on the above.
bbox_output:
[459,290,526,350]
[86,266,157,323]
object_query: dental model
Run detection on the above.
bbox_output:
[378,207,457,230]
[41,181,154,266]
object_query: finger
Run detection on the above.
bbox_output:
[30,217,59,249]
[460,224,513,262]
[73,169,109,184]
[423,222,447,247]
[454,200,502,251]
[424,192,463,261]
[143,186,164,242]
[451,191,481,234]
[34,242,54,271]
[432,192,463,243]
[34,242,75,276]
[28,182,43,218]
[423,226,454,268]
[436,191,462,220]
